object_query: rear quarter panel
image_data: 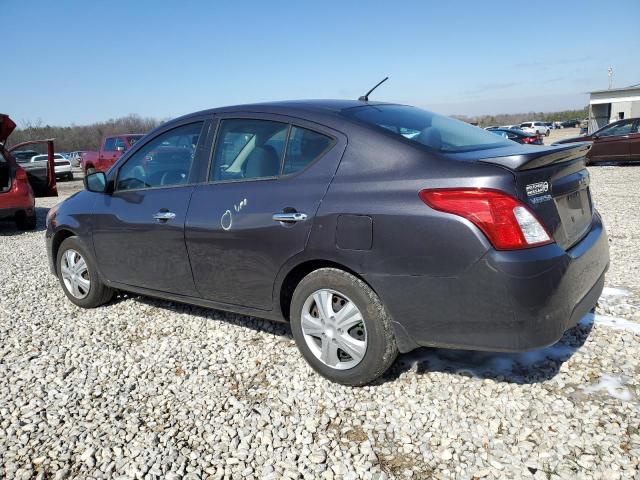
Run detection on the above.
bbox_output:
[308,126,515,278]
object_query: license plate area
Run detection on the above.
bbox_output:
[555,187,592,247]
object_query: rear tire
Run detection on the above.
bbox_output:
[290,268,398,386]
[56,237,114,308]
[66,172,74,181]
[15,211,36,231]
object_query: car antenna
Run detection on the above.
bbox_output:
[358,76,389,102]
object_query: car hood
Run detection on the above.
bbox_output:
[0,114,16,143]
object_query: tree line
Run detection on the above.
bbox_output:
[455,106,589,127]
[7,114,163,152]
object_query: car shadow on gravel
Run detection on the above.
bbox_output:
[380,318,595,385]
[0,206,50,236]
[117,294,595,386]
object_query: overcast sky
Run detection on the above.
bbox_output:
[4,0,640,125]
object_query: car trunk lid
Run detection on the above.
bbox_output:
[476,143,593,250]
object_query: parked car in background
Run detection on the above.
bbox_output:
[544,122,555,130]
[46,100,608,385]
[67,151,85,168]
[559,119,580,129]
[11,149,39,163]
[520,121,550,136]
[31,154,73,180]
[488,128,544,145]
[553,117,640,164]
[1,113,57,230]
[81,134,144,174]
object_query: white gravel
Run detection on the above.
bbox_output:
[1,168,639,479]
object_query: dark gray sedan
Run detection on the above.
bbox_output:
[46,100,609,385]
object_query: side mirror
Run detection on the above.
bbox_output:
[116,145,125,152]
[84,171,108,193]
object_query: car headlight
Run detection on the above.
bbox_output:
[46,203,60,228]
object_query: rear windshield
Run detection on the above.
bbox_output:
[342,105,510,153]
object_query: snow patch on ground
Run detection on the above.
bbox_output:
[584,375,633,401]
[580,313,640,335]
[601,286,631,298]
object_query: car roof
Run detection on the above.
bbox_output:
[173,99,396,123]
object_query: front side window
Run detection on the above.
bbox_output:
[597,120,634,138]
[211,119,288,181]
[342,105,510,153]
[283,127,333,175]
[116,122,203,191]
[114,137,126,150]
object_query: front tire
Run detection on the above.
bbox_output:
[56,237,114,308]
[290,268,398,386]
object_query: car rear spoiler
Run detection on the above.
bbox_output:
[479,142,592,171]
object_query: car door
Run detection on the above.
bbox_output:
[185,113,346,310]
[629,120,640,162]
[91,120,207,295]
[98,137,118,169]
[589,120,634,162]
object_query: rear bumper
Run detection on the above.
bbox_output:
[0,188,35,219]
[364,212,609,353]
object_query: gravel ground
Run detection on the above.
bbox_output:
[1,164,639,480]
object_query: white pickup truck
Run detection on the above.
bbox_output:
[519,121,550,136]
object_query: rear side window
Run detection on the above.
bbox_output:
[283,127,333,175]
[116,122,203,191]
[211,119,288,181]
[342,105,509,153]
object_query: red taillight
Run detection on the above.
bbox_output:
[522,136,536,143]
[15,167,28,182]
[418,188,552,250]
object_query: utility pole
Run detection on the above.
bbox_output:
[608,66,614,89]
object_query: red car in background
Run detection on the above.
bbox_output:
[81,134,144,174]
[553,117,640,164]
[0,114,57,230]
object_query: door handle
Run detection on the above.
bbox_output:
[272,212,308,223]
[153,210,176,221]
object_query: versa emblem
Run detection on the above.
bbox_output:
[526,181,549,197]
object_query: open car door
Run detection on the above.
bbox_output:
[1,114,57,197]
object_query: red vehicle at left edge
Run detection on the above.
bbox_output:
[0,113,57,230]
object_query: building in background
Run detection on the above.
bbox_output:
[589,84,640,133]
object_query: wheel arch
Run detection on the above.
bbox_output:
[50,228,77,275]
[278,258,381,324]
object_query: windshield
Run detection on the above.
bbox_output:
[342,105,510,153]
